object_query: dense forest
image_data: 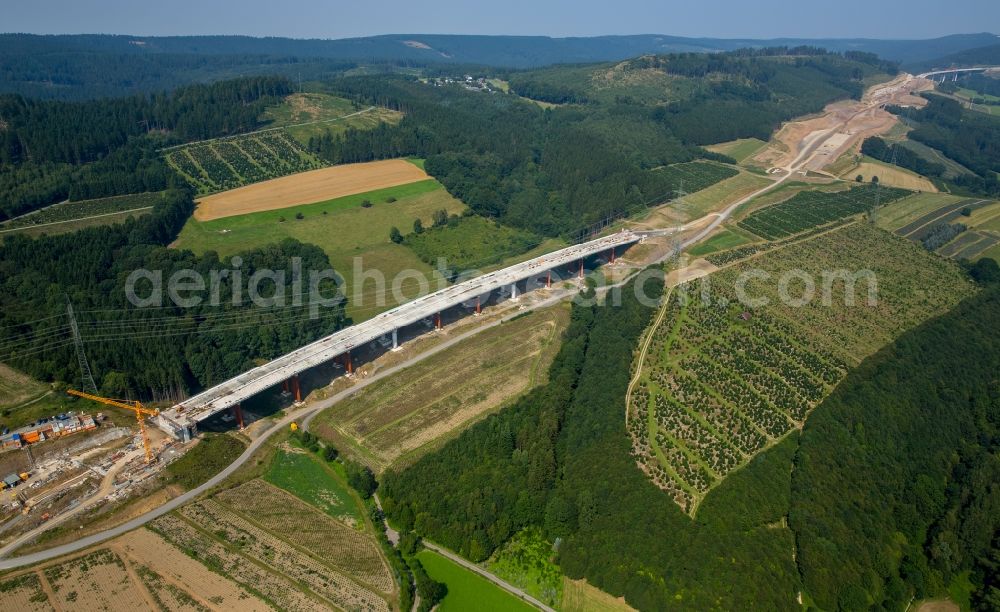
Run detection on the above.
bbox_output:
[867,95,1000,197]
[306,50,884,237]
[0,188,346,399]
[908,43,1000,74]
[940,73,1000,99]
[381,275,804,610]
[2,33,988,99]
[0,76,291,219]
[308,76,697,236]
[381,267,1000,610]
[792,282,1000,610]
[508,48,889,139]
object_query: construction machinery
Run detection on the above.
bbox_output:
[66,390,159,463]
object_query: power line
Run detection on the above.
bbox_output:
[67,300,98,395]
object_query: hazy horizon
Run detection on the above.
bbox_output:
[5,0,999,41]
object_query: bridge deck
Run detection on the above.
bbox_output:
[157,230,641,435]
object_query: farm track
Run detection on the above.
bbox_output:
[159,106,378,152]
[0,207,155,234]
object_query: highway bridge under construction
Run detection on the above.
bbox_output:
[156,229,645,440]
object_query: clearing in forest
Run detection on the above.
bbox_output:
[261,92,402,144]
[561,578,637,612]
[0,362,49,410]
[629,223,974,514]
[705,138,769,165]
[193,158,429,221]
[0,192,164,238]
[839,157,938,192]
[174,178,466,321]
[314,306,570,472]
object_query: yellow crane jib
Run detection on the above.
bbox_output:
[66,390,160,464]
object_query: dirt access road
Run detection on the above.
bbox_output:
[638,73,935,252]
[0,446,145,558]
[750,73,933,174]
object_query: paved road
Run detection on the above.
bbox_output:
[0,285,582,570]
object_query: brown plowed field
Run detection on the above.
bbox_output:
[194,159,429,221]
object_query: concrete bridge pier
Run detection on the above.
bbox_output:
[231,403,244,430]
[392,329,400,351]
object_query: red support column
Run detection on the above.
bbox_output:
[578,260,584,279]
[546,270,551,288]
[475,296,481,315]
[292,374,302,402]
[233,403,244,430]
[610,248,616,264]
[435,312,442,329]
[346,352,353,375]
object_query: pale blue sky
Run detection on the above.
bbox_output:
[4,0,998,40]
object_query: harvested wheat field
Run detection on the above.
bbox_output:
[115,528,270,611]
[42,549,150,611]
[848,161,938,192]
[194,159,428,221]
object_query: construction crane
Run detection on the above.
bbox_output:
[67,390,160,463]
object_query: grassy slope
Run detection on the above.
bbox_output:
[264,447,364,523]
[877,192,966,231]
[173,180,466,320]
[415,549,535,612]
[261,92,402,145]
[404,216,541,271]
[674,171,772,221]
[0,362,49,409]
[705,138,769,164]
[561,578,636,612]
[164,434,246,490]
[840,156,938,192]
[687,226,758,257]
[0,364,88,431]
[313,306,569,471]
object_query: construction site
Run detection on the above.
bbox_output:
[0,407,187,556]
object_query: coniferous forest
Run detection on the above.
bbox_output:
[0,188,345,398]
